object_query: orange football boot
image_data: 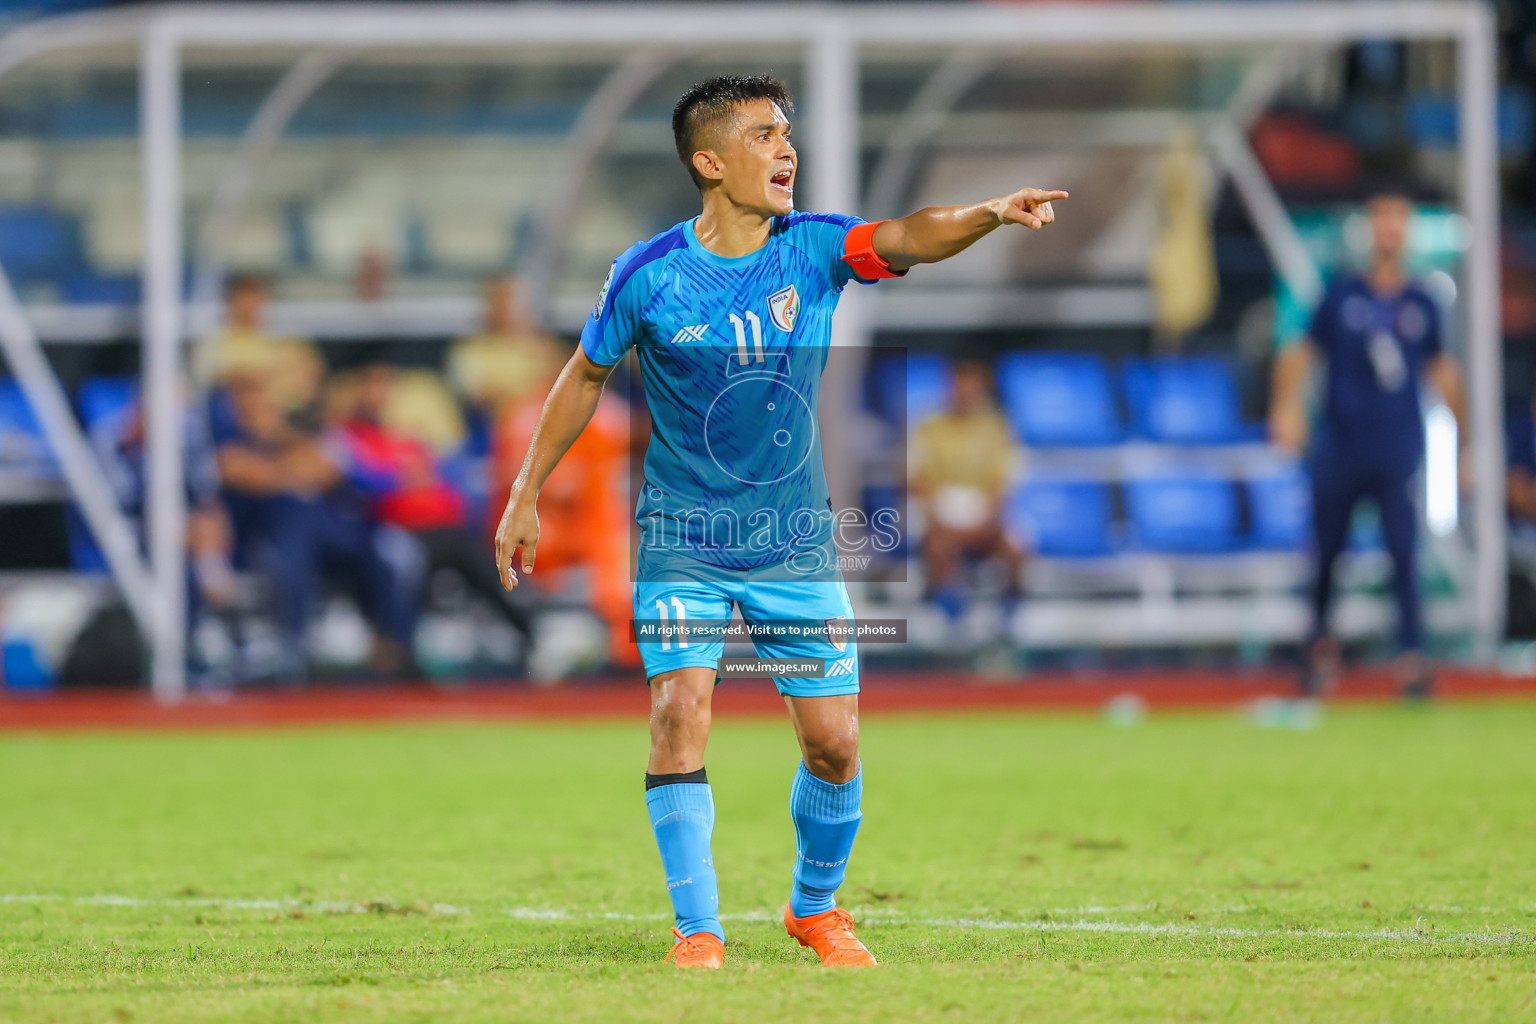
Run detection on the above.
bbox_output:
[663,927,724,969]
[784,906,878,966]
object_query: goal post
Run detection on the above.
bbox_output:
[0,2,1502,700]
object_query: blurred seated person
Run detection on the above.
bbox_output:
[1504,267,1536,546]
[334,358,534,663]
[448,274,565,418]
[196,274,326,429]
[1508,386,1536,552]
[492,362,637,668]
[212,369,415,679]
[909,358,1027,619]
[90,386,236,622]
[327,354,467,456]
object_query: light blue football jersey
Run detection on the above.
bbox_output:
[581,211,876,574]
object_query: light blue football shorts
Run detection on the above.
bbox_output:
[632,572,859,697]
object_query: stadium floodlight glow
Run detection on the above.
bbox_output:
[0,0,1504,701]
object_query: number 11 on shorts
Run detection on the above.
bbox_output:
[654,596,690,651]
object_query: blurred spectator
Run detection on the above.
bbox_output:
[448,274,564,417]
[213,369,416,679]
[1506,386,1536,635]
[355,246,391,302]
[909,359,1026,620]
[90,389,236,622]
[1270,192,1466,697]
[334,358,534,667]
[327,358,466,456]
[196,274,326,428]
[492,364,637,668]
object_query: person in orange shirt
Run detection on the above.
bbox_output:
[491,367,638,668]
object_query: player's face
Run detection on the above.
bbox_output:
[1369,196,1411,263]
[718,99,796,216]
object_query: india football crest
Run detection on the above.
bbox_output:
[767,284,800,333]
[825,616,847,652]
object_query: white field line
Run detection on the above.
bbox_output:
[2,893,1531,946]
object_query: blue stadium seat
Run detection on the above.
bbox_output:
[61,273,141,305]
[0,206,81,283]
[1125,474,1239,553]
[0,381,54,469]
[78,376,139,433]
[1123,357,1251,445]
[996,353,1120,446]
[1007,478,1114,557]
[867,352,952,427]
[1247,469,1311,551]
[861,483,908,558]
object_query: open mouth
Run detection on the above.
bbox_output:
[770,167,794,194]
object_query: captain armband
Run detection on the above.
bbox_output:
[841,221,907,280]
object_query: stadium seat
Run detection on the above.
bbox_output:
[1246,469,1311,551]
[996,352,1120,446]
[859,483,908,558]
[1122,357,1254,445]
[61,273,141,305]
[0,380,54,470]
[78,376,139,433]
[0,205,82,283]
[868,352,952,427]
[1006,478,1114,557]
[1125,474,1239,553]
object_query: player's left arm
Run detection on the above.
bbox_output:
[869,188,1069,273]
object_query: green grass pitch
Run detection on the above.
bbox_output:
[1,700,1533,1022]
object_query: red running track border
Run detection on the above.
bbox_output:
[1,669,1533,732]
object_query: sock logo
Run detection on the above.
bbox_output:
[798,854,849,869]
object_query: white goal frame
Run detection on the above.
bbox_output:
[0,2,1501,701]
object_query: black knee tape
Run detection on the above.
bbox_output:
[645,767,708,790]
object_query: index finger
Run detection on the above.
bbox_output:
[1026,189,1070,202]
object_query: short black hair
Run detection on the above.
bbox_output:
[672,74,793,190]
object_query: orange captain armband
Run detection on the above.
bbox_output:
[841,220,907,280]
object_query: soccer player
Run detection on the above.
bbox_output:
[1270,191,1466,698]
[493,75,1065,968]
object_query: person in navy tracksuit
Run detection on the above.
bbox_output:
[1270,193,1466,697]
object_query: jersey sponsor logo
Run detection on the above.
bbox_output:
[592,262,615,319]
[1368,331,1408,392]
[669,323,710,345]
[767,283,800,333]
[1342,295,1374,333]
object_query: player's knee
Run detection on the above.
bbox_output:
[803,728,860,781]
[650,679,711,738]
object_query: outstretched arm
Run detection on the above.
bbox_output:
[494,348,616,590]
[871,188,1068,273]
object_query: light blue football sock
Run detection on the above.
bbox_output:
[789,761,863,918]
[645,779,723,941]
